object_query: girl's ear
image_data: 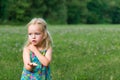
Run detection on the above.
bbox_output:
[43,36,45,39]
[43,32,47,39]
[43,36,46,40]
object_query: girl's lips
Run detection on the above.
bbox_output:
[32,40,36,42]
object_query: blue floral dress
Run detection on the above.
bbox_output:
[21,50,51,80]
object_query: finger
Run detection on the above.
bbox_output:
[32,63,38,66]
[28,63,33,66]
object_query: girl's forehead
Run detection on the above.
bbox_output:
[28,24,43,31]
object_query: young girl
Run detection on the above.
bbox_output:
[21,18,52,80]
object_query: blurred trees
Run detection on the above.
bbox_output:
[0,0,120,24]
[43,0,67,24]
[67,0,88,24]
[87,0,120,24]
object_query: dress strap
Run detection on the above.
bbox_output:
[40,49,47,56]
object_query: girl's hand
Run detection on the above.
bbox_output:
[28,62,38,67]
[28,44,38,53]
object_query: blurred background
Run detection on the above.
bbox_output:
[1,0,120,80]
[0,0,120,24]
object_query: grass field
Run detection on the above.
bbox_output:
[0,24,120,80]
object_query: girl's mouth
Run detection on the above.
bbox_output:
[32,40,36,43]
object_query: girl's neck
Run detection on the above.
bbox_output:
[36,46,45,51]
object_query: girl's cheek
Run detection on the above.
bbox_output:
[28,38,32,42]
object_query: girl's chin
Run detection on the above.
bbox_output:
[31,43,38,46]
[31,42,40,46]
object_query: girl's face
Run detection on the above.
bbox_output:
[28,24,44,46]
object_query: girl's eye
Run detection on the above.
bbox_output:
[35,33,40,35]
[28,33,32,35]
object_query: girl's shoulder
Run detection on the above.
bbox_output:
[23,46,30,53]
[23,46,29,50]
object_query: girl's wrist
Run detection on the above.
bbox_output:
[34,49,39,55]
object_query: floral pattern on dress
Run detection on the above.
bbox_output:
[21,50,51,80]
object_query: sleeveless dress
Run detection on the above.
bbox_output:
[21,50,51,80]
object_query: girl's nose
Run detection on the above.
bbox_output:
[32,34,35,38]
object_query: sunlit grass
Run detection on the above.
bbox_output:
[0,24,120,80]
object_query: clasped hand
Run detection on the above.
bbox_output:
[28,44,38,53]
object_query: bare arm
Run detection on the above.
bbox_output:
[29,45,52,66]
[23,47,36,71]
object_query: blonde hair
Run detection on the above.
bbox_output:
[24,18,52,49]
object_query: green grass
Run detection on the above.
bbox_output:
[0,24,120,80]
